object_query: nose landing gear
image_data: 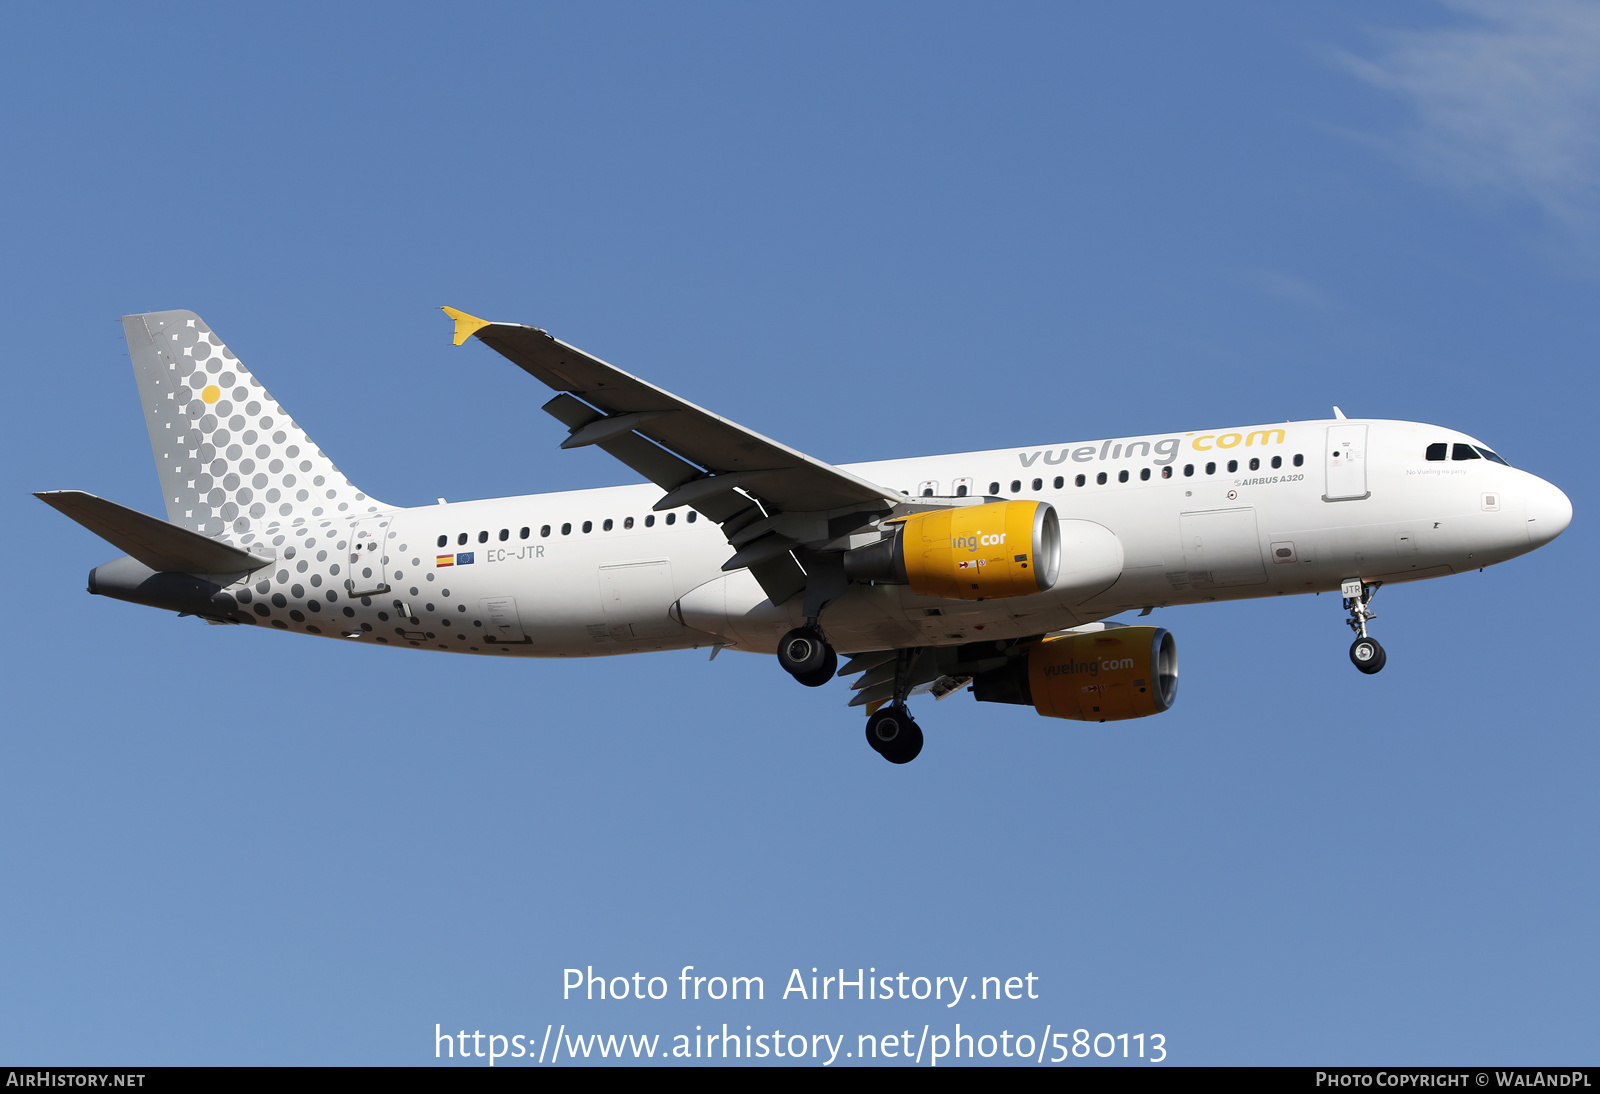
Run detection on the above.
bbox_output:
[777,625,837,687]
[1342,578,1386,674]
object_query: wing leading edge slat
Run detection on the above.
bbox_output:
[444,308,898,606]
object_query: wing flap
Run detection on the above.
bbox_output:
[36,490,270,574]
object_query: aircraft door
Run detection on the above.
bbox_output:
[600,559,686,640]
[1325,425,1369,501]
[346,516,391,598]
[479,596,528,643]
[1180,507,1267,588]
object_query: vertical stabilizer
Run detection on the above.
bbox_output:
[123,310,385,537]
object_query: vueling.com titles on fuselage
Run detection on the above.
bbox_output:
[1017,428,1287,468]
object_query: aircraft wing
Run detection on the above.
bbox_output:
[443,307,904,605]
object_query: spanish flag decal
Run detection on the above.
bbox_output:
[436,554,454,567]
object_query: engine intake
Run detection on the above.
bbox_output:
[971,626,1178,721]
[844,500,1060,601]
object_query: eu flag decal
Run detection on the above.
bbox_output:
[456,552,475,565]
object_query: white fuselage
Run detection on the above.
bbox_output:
[222,418,1569,657]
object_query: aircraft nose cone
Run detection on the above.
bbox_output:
[1526,477,1572,548]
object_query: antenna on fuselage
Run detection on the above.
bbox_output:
[1332,406,1348,419]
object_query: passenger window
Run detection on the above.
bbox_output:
[1452,443,1481,461]
[519,527,529,539]
[624,516,634,529]
[478,531,488,543]
[1477,447,1510,466]
[1271,456,1281,469]
[1293,454,1304,467]
[1426,443,1448,461]
[561,523,571,535]
[1010,480,1021,493]
[1118,470,1129,483]
[582,520,593,533]
[988,482,1000,495]
[498,528,509,541]
[1052,476,1063,489]
[1140,468,1151,481]
[1030,478,1041,491]
[1205,462,1216,475]
[1183,464,1194,477]
[645,515,655,527]
[437,535,447,548]
[918,480,937,497]
[457,533,468,546]
[687,512,697,523]
[953,477,974,497]
[1161,466,1172,479]
[666,513,676,525]
[1096,472,1107,485]
[1227,460,1238,473]
[603,518,613,531]
[540,525,551,537]
[1249,458,1259,471]
[955,484,968,497]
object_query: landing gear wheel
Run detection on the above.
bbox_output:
[865,708,924,764]
[793,645,838,688]
[778,627,833,686]
[1349,637,1386,674]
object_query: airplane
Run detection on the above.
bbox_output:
[37,308,1572,764]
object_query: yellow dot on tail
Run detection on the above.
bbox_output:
[201,385,221,404]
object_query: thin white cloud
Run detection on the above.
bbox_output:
[1242,268,1338,312]
[1339,0,1600,228]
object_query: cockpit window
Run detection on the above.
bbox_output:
[1476,446,1511,466]
[1451,443,1481,461]
[1425,443,1447,462]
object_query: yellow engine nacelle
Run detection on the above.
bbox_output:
[970,626,1178,721]
[843,500,1060,601]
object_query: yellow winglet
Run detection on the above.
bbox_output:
[441,306,493,346]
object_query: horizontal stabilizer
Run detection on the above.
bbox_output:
[35,490,270,574]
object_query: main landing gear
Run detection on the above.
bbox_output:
[778,629,927,764]
[865,705,923,765]
[1342,578,1386,675]
[777,625,837,687]
[861,647,927,764]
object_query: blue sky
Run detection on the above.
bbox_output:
[2,1,1594,1066]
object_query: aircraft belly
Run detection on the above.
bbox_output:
[819,585,1083,654]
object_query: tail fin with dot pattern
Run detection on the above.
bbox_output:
[123,310,387,538]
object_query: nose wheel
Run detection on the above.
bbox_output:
[1342,578,1386,674]
[866,706,924,764]
[1349,636,1386,674]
